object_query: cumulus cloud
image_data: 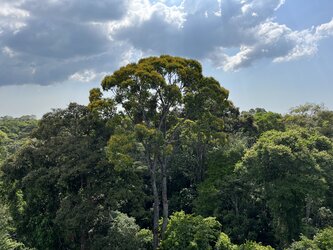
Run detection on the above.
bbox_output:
[111,0,333,71]
[70,70,97,82]
[0,0,332,86]
[0,0,129,86]
[21,0,128,22]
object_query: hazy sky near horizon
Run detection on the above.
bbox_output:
[0,0,333,117]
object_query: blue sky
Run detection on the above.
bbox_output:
[0,0,332,117]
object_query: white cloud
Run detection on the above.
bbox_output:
[69,70,97,82]
[0,0,332,86]
[2,46,17,57]
[0,0,128,86]
[316,18,333,37]
[0,5,29,18]
[174,0,333,71]
[119,47,144,66]
[273,18,333,63]
[0,3,29,35]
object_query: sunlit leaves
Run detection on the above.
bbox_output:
[160,211,221,250]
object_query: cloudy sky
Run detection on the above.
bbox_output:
[0,0,333,117]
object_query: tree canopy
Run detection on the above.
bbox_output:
[95,55,231,249]
[1,56,333,250]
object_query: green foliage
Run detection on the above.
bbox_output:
[313,227,333,249]
[88,88,115,119]
[2,104,148,249]
[252,109,285,134]
[0,204,32,250]
[2,56,333,250]
[100,55,232,248]
[238,241,274,250]
[0,116,37,156]
[286,235,319,250]
[136,229,153,250]
[0,116,37,165]
[195,135,246,217]
[160,212,274,250]
[0,116,37,250]
[0,130,9,165]
[91,211,152,250]
[285,103,333,139]
[194,135,275,245]
[238,128,333,246]
[106,122,140,171]
[287,227,333,250]
[215,232,236,250]
[160,211,221,250]
[0,116,37,141]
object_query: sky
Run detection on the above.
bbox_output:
[0,0,333,117]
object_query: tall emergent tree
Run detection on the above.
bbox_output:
[92,55,231,249]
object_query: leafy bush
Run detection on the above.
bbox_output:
[287,227,333,250]
[215,232,236,250]
[160,211,221,250]
[238,241,274,250]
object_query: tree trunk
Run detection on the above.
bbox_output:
[160,112,169,239]
[305,197,312,222]
[161,159,168,239]
[80,229,86,250]
[232,194,239,217]
[151,162,160,250]
[305,197,312,235]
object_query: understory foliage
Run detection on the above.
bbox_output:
[1,56,333,250]
[287,227,333,250]
[160,211,221,250]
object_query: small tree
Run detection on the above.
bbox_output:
[238,241,274,250]
[160,211,221,250]
[215,232,236,250]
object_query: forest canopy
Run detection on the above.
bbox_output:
[1,56,333,250]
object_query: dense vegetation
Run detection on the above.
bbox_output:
[1,56,333,249]
[0,116,37,249]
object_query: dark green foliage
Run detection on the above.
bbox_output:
[0,204,33,250]
[195,135,246,217]
[1,55,333,250]
[253,110,285,135]
[89,211,152,250]
[2,104,148,249]
[238,128,333,247]
[100,55,231,248]
[194,135,274,245]
[0,116,37,250]
[160,211,221,250]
